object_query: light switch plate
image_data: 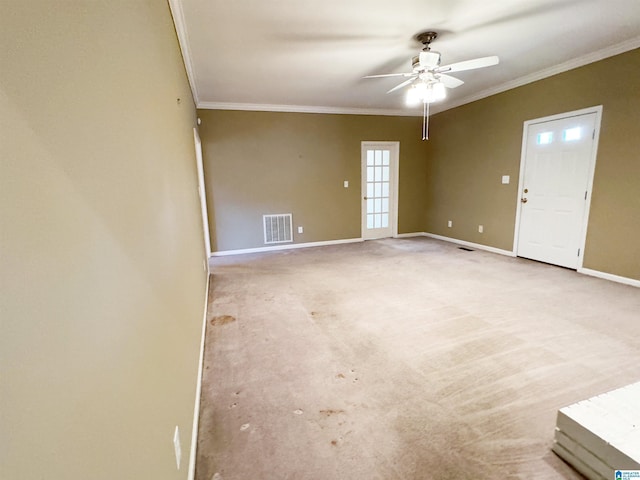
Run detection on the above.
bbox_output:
[343,180,349,188]
[502,175,510,184]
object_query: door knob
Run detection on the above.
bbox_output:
[521,198,528,203]
[363,196,368,200]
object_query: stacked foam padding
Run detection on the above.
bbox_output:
[553,382,640,480]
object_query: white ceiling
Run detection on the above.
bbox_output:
[171,0,640,115]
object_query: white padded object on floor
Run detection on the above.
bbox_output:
[553,382,640,480]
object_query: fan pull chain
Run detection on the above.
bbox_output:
[422,101,430,140]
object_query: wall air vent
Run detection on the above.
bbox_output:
[263,214,293,244]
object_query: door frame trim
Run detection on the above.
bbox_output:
[193,128,212,260]
[361,141,400,239]
[512,105,603,269]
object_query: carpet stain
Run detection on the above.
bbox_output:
[320,409,345,417]
[211,315,236,326]
[336,373,345,379]
[331,440,338,446]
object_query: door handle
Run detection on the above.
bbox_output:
[363,196,368,200]
[521,197,528,203]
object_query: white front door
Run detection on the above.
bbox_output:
[361,142,399,240]
[516,110,599,269]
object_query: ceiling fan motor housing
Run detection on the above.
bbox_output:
[413,51,441,71]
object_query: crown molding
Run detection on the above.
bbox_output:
[197,101,418,117]
[431,36,640,114]
[168,0,200,104]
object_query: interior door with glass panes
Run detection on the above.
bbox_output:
[361,142,398,240]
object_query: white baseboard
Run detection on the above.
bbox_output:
[187,274,210,480]
[394,232,426,238]
[421,232,517,257]
[210,237,364,259]
[578,268,640,288]
[208,234,638,288]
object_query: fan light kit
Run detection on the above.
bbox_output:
[364,31,499,140]
[406,81,447,106]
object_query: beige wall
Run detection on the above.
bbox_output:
[198,110,428,251]
[425,48,640,279]
[0,2,207,479]
[200,50,638,280]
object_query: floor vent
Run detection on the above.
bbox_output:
[263,214,293,244]
[458,247,474,251]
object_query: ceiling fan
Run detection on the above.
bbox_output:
[364,31,499,139]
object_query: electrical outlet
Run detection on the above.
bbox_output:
[478,225,484,233]
[298,226,303,234]
[173,426,181,470]
[502,175,510,184]
[343,180,349,188]
[447,220,452,228]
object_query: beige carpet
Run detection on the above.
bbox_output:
[196,237,640,480]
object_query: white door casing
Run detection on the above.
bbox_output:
[514,107,602,269]
[361,142,399,240]
[194,128,212,258]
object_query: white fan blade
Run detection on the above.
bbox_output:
[438,74,464,88]
[387,76,417,93]
[364,72,414,79]
[438,56,499,73]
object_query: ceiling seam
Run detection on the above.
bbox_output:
[197,36,640,117]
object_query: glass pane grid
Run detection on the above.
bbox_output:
[365,148,392,230]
